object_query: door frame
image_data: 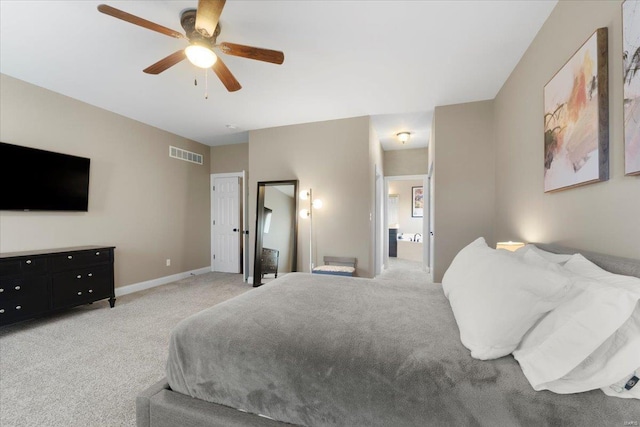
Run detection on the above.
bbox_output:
[211,171,248,281]
[383,174,429,272]
[374,165,384,276]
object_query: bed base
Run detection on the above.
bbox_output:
[137,379,292,427]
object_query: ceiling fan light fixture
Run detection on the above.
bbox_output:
[185,44,217,68]
[397,132,411,144]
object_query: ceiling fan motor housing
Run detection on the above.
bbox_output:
[180,8,220,46]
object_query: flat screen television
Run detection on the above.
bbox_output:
[0,142,90,211]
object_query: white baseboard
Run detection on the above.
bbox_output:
[114,266,212,297]
[247,276,254,285]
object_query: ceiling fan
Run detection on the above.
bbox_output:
[97,0,285,92]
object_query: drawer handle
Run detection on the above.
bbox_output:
[26,259,32,265]
[88,273,93,277]
[15,305,21,310]
[14,286,21,291]
[77,275,82,279]
[88,289,93,293]
[0,309,4,314]
[77,291,82,296]
[96,251,100,255]
[68,255,73,260]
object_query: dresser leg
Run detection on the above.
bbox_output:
[109,297,116,308]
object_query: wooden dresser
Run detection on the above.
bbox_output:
[0,246,115,326]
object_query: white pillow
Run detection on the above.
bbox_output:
[442,238,572,360]
[515,244,574,265]
[514,254,640,397]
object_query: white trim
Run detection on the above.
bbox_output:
[114,266,211,297]
[248,276,254,285]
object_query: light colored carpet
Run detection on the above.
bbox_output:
[0,272,251,427]
[0,265,433,427]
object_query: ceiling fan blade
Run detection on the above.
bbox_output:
[97,4,185,39]
[212,57,242,92]
[219,42,284,65]
[196,0,226,38]
[143,50,187,74]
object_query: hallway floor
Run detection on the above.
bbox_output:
[379,257,432,284]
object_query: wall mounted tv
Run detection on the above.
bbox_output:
[0,142,90,211]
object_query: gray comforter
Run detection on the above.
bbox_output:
[166,273,639,427]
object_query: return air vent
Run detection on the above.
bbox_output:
[169,146,203,165]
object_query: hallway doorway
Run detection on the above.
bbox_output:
[384,175,428,273]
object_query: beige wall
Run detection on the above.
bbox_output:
[388,179,423,235]
[432,100,496,282]
[210,143,248,174]
[0,74,211,288]
[383,148,428,176]
[494,0,640,259]
[248,116,373,278]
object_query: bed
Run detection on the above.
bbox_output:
[137,243,640,427]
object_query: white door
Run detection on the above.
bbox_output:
[212,176,241,273]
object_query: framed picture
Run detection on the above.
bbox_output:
[623,0,640,175]
[543,28,609,192]
[411,186,423,218]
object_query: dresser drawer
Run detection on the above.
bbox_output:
[0,294,49,325]
[0,259,21,277]
[0,276,48,303]
[52,266,112,308]
[0,257,48,277]
[51,249,111,272]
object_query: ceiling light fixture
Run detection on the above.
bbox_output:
[396,132,411,144]
[185,43,217,69]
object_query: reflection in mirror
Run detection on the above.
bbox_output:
[254,180,298,287]
[263,207,272,234]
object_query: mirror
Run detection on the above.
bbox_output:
[254,180,299,287]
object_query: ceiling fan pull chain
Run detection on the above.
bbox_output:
[205,68,209,100]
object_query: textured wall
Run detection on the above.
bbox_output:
[494,0,640,259]
[210,143,248,174]
[248,116,373,278]
[0,74,211,288]
[432,100,496,282]
[383,148,428,177]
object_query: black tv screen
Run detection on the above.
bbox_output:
[0,142,90,211]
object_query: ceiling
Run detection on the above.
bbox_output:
[0,1,556,151]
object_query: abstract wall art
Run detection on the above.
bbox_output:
[543,28,609,192]
[411,186,423,218]
[623,0,640,176]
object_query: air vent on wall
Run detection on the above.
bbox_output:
[169,146,203,165]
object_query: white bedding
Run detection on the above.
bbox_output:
[514,253,640,399]
[443,239,640,399]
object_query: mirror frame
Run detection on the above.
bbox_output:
[253,180,299,287]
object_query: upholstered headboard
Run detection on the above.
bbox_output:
[534,243,640,279]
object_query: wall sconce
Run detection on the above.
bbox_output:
[396,132,411,144]
[496,241,525,252]
[299,188,322,271]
